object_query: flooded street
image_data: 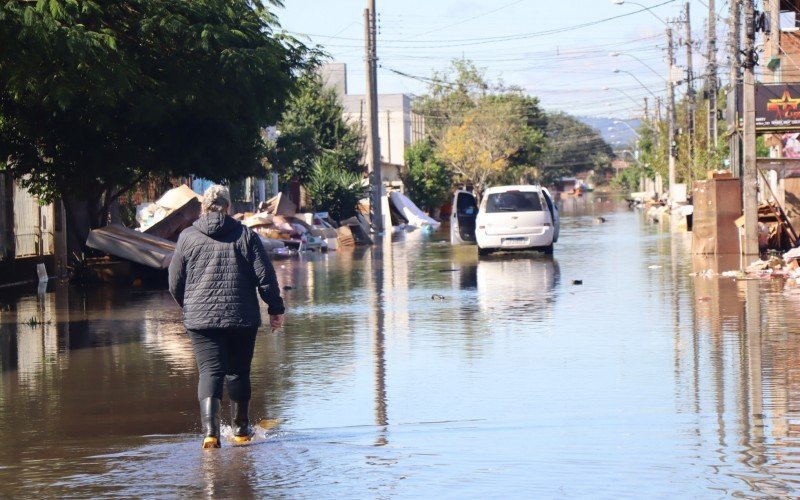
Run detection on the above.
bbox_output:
[2,196,800,497]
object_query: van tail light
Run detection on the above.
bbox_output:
[543,223,552,227]
[478,225,485,229]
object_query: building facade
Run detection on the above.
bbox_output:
[320,63,425,184]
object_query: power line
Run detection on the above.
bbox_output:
[285,0,678,49]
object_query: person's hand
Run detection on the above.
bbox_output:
[269,314,284,332]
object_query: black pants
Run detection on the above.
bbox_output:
[187,327,258,402]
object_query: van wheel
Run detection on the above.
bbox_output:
[541,244,554,255]
[478,247,493,256]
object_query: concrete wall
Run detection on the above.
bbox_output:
[343,93,418,181]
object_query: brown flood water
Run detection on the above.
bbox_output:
[2,195,800,497]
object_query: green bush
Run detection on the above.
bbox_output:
[305,155,366,223]
[401,141,451,212]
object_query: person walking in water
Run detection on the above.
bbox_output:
[169,185,285,449]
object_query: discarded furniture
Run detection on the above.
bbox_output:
[339,214,373,245]
[138,185,201,241]
[86,224,175,269]
[692,178,742,255]
[388,191,441,229]
[264,192,297,216]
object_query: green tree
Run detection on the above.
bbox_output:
[267,71,363,186]
[412,59,488,144]
[438,98,530,196]
[539,112,613,186]
[305,154,365,223]
[0,0,307,240]
[400,141,451,212]
[414,59,547,194]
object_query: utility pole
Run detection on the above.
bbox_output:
[684,2,696,168]
[667,27,677,203]
[655,96,662,124]
[729,0,741,178]
[644,97,649,122]
[706,0,718,151]
[742,0,759,255]
[364,1,383,233]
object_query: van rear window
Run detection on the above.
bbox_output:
[485,191,543,213]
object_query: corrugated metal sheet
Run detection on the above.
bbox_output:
[13,182,54,258]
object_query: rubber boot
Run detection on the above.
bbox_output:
[231,400,254,443]
[200,397,221,449]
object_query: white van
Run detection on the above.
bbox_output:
[451,185,559,255]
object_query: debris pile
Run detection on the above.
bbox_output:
[136,185,202,241]
[690,248,800,281]
[235,193,371,257]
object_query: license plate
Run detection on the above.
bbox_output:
[502,237,526,244]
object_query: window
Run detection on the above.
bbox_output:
[781,0,800,31]
[485,191,543,213]
[456,193,478,215]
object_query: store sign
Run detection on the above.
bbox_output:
[738,83,800,131]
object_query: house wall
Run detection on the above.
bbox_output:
[765,0,800,82]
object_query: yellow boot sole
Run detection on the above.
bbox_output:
[202,436,220,449]
[232,435,253,444]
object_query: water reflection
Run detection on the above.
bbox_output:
[681,251,800,496]
[5,205,800,495]
[476,254,559,320]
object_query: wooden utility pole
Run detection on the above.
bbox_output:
[684,2,696,167]
[667,27,677,202]
[644,97,649,122]
[364,1,383,233]
[706,0,718,151]
[655,96,662,124]
[742,0,759,255]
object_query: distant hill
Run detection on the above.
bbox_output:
[576,116,640,148]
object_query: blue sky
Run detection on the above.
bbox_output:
[275,0,729,120]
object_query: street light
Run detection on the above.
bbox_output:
[611,0,670,27]
[613,120,642,139]
[618,150,642,179]
[613,69,659,99]
[602,86,642,108]
[609,52,665,82]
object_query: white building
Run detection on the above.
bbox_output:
[320,63,425,184]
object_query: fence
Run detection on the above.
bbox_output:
[12,182,54,258]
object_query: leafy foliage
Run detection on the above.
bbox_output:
[539,112,613,186]
[266,71,363,186]
[305,154,365,223]
[400,141,451,212]
[412,59,488,145]
[414,59,547,196]
[0,0,307,232]
[438,99,530,195]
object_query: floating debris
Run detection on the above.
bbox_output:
[572,280,583,285]
[431,294,446,301]
[24,317,51,327]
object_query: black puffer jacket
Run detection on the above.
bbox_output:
[168,212,285,330]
